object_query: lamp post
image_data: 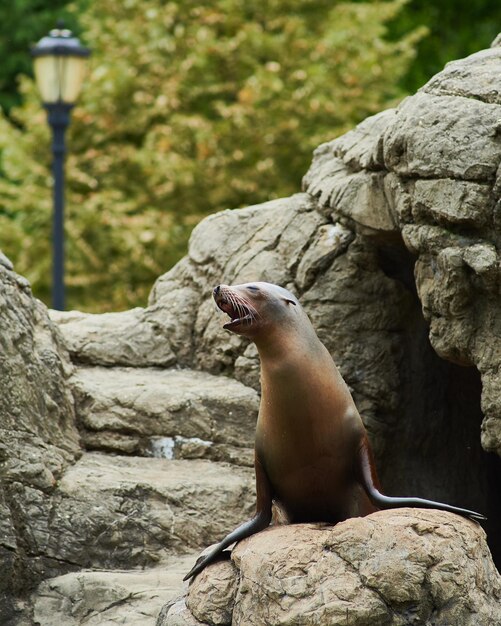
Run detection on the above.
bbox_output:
[32,22,90,310]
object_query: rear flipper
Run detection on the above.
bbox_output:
[358,438,487,522]
[183,510,271,581]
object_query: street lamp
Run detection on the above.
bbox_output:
[32,22,90,310]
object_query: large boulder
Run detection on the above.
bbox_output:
[160,510,501,626]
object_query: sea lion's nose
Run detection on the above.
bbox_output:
[213,285,221,297]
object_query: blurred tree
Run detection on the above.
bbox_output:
[0,0,80,115]
[0,0,423,311]
[391,0,501,91]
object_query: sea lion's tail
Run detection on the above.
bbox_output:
[358,438,487,522]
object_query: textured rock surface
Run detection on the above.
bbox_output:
[71,366,258,463]
[5,450,253,625]
[303,43,501,461]
[0,266,80,487]
[50,307,178,368]
[22,453,253,569]
[31,556,196,626]
[0,256,257,624]
[0,263,81,622]
[300,43,501,562]
[159,510,501,626]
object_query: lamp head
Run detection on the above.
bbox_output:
[32,22,90,105]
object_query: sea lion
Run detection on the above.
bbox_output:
[184,281,486,581]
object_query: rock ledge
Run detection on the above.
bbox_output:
[160,509,501,626]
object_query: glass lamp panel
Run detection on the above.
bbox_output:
[60,55,87,103]
[33,55,87,104]
[33,56,63,103]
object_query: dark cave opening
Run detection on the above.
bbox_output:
[375,239,501,571]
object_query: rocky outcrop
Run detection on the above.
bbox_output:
[53,42,501,481]
[0,265,79,488]
[303,45,501,460]
[58,38,501,564]
[0,262,81,622]
[0,261,257,625]
[160,510,501,626]
[20,453,253,570]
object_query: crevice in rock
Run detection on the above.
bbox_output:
[375,234,419,296]
[373,237,501,572]
[420,84,501,106]
[393,169,499,185]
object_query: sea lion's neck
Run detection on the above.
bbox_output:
[253,322,325,370]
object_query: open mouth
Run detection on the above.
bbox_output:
[214,289,256,331]
[218,298,253,330]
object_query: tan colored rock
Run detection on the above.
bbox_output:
[158,598,204,626]
[186,558,237,625]
[422,44,501,104]
[51,264,203,367]
[6,450,254,605]
[305,158,397,232]
[161,510,501,626]
[0,266,80,487]
[411,178,492,228]
[32,555,196,626]
[50,453,254,567]
[322,108,395,171]
[295,222,354,290]
[50,307,178,367]
[0,263,81,617]
[383,92,501,181]
[70,366,258,461]
[303,44,501,477]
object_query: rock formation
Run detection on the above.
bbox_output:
[0,260,256,624]
[160,510,500,626]
[1,38,500,626]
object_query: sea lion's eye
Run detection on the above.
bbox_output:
[247,285,259,292]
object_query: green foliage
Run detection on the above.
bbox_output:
[392,0,501,91]
[0,0,80,114]
[0,0,423,311]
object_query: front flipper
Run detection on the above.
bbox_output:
[358,437,487,522]
[183,456,273,581]
[183,509,271,581]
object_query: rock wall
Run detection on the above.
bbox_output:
[0,259,80,621]
[304,44,501,458]
[301,43,501,562]
[0,256,257,625]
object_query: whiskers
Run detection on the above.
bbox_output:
[220,288,260,325]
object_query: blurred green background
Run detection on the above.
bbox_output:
[0,0,499,312]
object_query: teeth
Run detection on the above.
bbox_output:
[215,293,253,330]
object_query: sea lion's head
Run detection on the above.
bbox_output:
[213,282,298,337]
